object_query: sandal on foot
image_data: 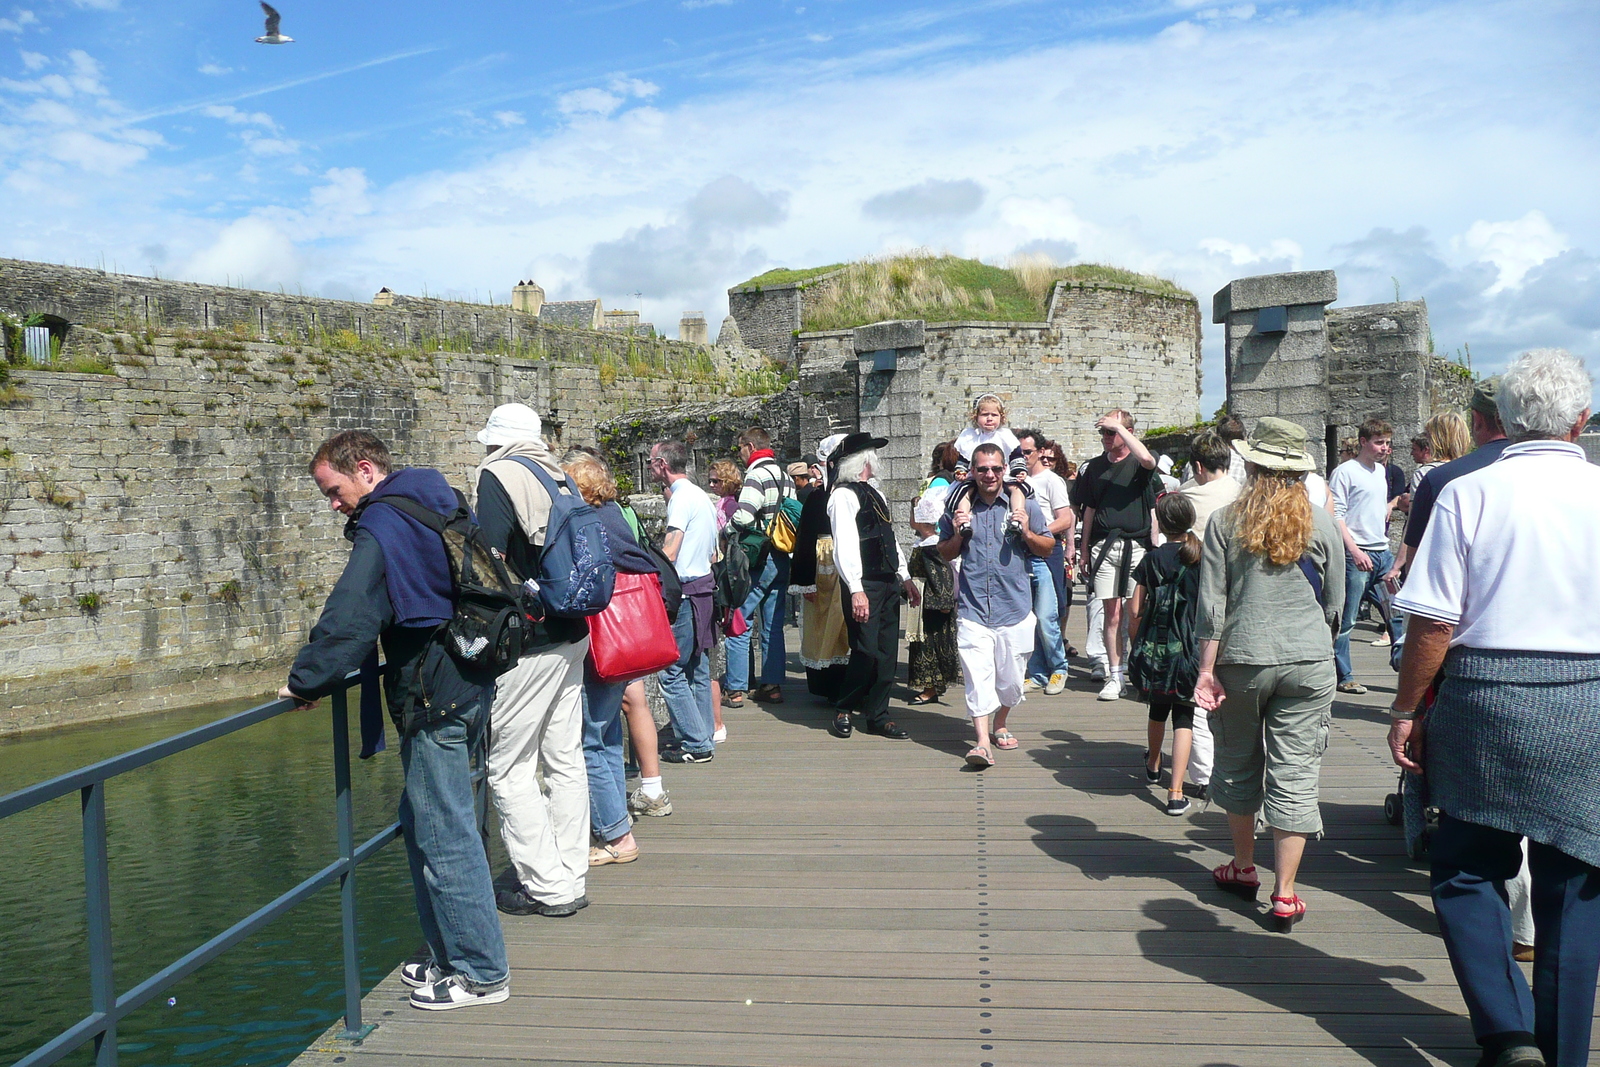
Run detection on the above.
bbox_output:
[1270,893,1306,932]
[908,690,939,706]
[965,745,995,768]
[1212,860,1260,900]
[993,729,1019,750]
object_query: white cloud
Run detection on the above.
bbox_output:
[681,0,734,8]
[1456,210,1569,293]
[181,216,301,289]
[201,104,277,129]
[19,50,45,71]
[0,10,39,34]
[492,110,525,127]
[608,76,659,99]
[197,63,233,77]
[556,87,622,116]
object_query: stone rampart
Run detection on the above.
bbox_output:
[793,282,1202,523]
[0,271,780,732]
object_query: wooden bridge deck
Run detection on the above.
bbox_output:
[292,641,1555,1067]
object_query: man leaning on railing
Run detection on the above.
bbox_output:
[279,430,510,1011]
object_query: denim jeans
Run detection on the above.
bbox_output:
[724,552,789,691]
[659,595,714,754]
[1335,546,1394,682]
[1026,547,1069,683]
[582,668,631,842]
[398,693,508,991]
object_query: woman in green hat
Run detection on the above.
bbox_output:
[1193,417,1346,932]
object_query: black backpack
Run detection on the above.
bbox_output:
[713,525,752,612]
[1127,561,1198,700]
[373,491,533,675]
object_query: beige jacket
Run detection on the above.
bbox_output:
[472,439,565,547]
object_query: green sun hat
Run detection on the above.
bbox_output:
[1232,417,1317,473]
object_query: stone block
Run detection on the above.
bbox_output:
[1213,271,1338,322]
[852,320,925,354]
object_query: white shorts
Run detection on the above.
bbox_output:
[1091,538,1146,601]
[957,615,1036,719]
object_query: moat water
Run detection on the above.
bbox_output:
[0,697,421,1067]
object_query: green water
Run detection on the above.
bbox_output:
[0,697,421,1067]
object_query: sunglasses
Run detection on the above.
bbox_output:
[1099,428,1118,436]
[973,465,1005,474]
[1020,447,1037,456]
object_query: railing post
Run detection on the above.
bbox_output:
[330,689,375,1043]
[82,782,117,1067]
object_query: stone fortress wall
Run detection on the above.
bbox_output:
[1215,270,1476,474]
[788,280,1204,525]
[0,259,773,733]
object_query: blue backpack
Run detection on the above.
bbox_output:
[508,457,616,617]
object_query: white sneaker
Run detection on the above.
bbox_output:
[400,952,443,989]
[712,725,728,744]
[1090,662,1107,681]
[1023,678,1043,693]
[409,974,510,1011]
[1371,633,1392,647]
[1045,672,1068,696]
[1097,675,1123,701]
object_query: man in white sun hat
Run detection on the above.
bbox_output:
[471,404,596,915]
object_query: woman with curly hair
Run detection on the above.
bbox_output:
[1193,417,1345,932]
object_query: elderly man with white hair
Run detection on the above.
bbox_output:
[826,433,920,740]
[1391,348,1600,1067]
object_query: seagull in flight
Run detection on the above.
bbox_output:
[255,2,293,44]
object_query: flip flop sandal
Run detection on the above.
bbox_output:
[908,691,939,705]
[993,730,1019,750]
[965,745,995,768]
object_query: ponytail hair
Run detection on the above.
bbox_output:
[1155,493,1201,566]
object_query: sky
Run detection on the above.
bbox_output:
[1,0,1596,416]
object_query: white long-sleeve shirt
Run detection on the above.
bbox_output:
[827,481,910,593]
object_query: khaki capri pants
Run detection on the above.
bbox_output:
[1209,660,1335,835]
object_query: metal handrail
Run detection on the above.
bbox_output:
[1,672,402,1067]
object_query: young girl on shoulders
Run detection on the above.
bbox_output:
[949,394,1030,527]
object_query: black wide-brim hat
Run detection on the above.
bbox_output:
[826,431,888,483]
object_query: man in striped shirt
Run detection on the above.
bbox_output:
[725,427,797,706]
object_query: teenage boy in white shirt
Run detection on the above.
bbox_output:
[1328,417,1394,694]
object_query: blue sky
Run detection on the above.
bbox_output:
[2,0,1596,414]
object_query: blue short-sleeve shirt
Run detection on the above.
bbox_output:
[938,492,1049,628]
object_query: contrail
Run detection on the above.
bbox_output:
[129,47,441,123]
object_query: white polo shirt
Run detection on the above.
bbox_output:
[1394,441,1600,653]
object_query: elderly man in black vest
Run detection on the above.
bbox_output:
[825,433,920,739]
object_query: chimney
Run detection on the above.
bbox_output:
[679,311,708,345]
[512,280,545,316]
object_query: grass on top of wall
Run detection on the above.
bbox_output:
[796,252,1193,332]
[738,264,848,288]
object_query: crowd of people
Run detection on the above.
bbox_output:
[278,349,1597,1067]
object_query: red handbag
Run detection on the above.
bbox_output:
[587,571,680,683]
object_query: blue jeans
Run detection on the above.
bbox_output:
[659,596,714,754]
[1431,814,1600,1066]
[724,553,789,691]
[582,669,631,842]
[1334,546,1393,682]
[1027,547,1069,684]
[398,694,508,991]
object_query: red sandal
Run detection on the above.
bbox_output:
[1212,860,1260,901]
[1270,893,1306,932]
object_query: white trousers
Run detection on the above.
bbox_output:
[958,615,1035,719]
[1085,595,1105,664]
[1508,838,1535,945]
[486,638,590,905]
[1188,707,1214,787]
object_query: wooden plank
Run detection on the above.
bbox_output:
[292,640,1593,1067]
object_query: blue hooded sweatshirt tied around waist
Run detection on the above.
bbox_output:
[354,468,462,627]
